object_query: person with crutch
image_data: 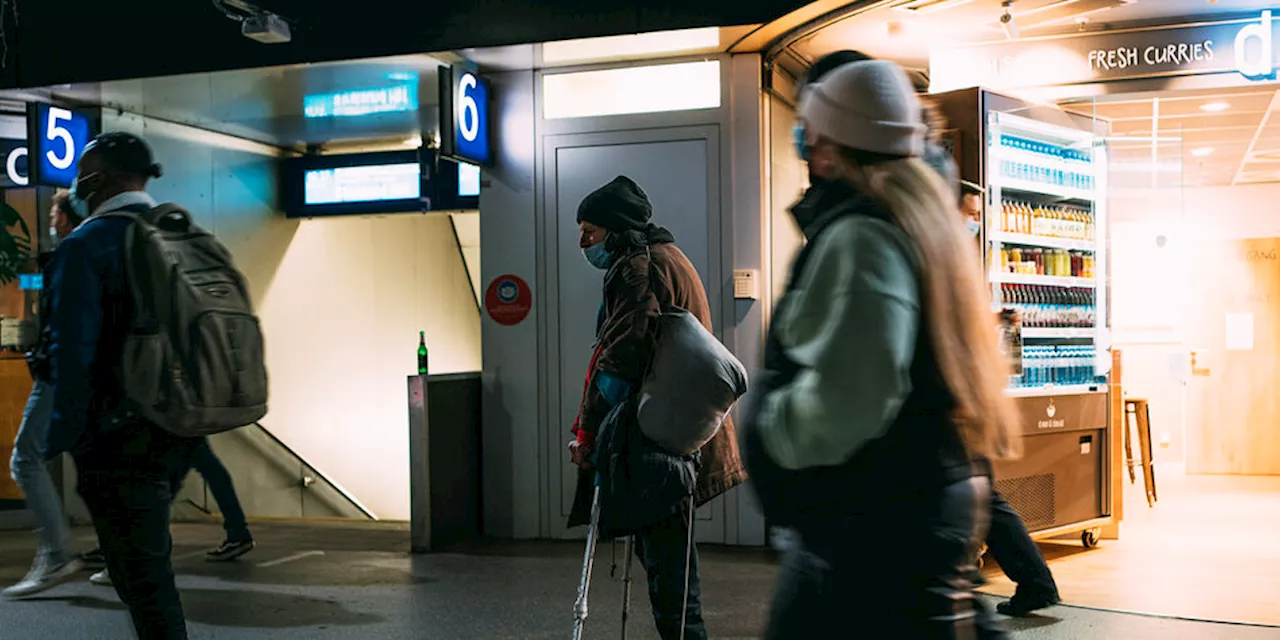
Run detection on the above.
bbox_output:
[567,176,747,640]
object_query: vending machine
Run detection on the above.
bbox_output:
[936,88,1114,548]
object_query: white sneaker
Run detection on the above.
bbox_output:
[89,569,113,587]
[2,558,85,599]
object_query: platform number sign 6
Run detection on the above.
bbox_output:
[451,70,491,166]
[30,103,93,188]
[458,73,480,144]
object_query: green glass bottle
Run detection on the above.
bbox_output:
[417,331,429,375]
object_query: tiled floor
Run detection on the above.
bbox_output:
[0,518,1277,638]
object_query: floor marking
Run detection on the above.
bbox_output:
[256,551,325,568]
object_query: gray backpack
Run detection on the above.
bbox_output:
[101,203,268,437]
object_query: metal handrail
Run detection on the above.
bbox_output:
[246,421,379,520]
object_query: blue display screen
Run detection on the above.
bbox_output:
[452,71,492,165]
[303,84,418,118]
[303,162,421,205]
[457,163,480,197]
[31,103,92,188]
[19,274,43,291]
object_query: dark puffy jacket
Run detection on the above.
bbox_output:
[568,241,747,530]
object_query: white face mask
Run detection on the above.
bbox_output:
[965,219,981,237]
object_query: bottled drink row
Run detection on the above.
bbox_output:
[1000,201,1095,241]
[1001,285,1096,328]
[999,135,1095,191]
[1000,246,1095,278]
[1016,346,1099,388]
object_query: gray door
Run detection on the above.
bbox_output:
[541,126,726,542]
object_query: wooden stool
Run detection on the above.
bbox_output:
[1124,398,1158,507]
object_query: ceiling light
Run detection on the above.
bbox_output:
[1200,102,1230,112]
[1192,147,1214,158]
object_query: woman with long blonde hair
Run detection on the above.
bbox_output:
[739,59,1018,638]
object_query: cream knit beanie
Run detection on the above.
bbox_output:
[799,59,927,158]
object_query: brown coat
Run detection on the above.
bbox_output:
[568,242,747,527]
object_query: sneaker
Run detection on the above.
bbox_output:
[206,539,255,563]
[996,592,1061,617]
[79,548,107,571]
[89,569,113,587]
[2,558,85,599]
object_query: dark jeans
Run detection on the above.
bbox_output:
[987,489,1059,601]
[189,439,251,541]
[765,477,1007,639]
[634,507,705,640]
[76,424,200,640]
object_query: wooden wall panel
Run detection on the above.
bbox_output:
[0,358,32,500]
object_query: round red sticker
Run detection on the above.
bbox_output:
[485,274,532,326]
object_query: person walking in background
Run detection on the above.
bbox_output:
[804,49,1062,621]
[89,437,256,587]
[740,59,1020,638]
[45,132,201,639]
[3,191,105,599]
[566,175,747,640]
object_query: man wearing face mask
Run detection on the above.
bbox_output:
[44,132,201,639]
[567,175,746,640]
[2,192,110,599]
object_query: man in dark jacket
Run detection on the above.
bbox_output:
[45,132,200,639]
[567,175,746,640]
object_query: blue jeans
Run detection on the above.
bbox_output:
[190,439,250,541]
[9,380,73,565]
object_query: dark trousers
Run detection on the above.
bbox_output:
[634,508,705,640]
[986,489,1058,601]
[189,439,251,541]
[76,425,200,640]
[765,477,1007,639]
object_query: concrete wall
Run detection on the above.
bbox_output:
[98,111,481,521]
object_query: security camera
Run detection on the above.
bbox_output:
[1000,5,1019,40]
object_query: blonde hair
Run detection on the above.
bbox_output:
[836,151,1021,460]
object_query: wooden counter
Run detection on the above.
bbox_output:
[0,356,33,500]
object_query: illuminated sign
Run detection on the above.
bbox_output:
[303,163,421,205]
[303,84,418,118]
[28,103,93,188]
[19,274,42,291]
[457,163,480,197]
[931,12,1280,92]
[0,138,28,188]
[438,66,493,166]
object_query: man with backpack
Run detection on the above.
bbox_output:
[45,132,268,639]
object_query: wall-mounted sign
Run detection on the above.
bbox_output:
[438,66,493,166]
[27,103,94,188]
[484,274,531,326]
[931,11,1280,92]
[281,150,431,218]
[0,138,28,188]
[303,83,418,118]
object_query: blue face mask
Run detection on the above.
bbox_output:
[965,219,982,237]
[69,172,98,218]
[792,122,810,161]
[582,242,612,270]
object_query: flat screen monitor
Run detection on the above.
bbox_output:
[281,150,431,218]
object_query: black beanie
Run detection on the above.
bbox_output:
[576,175,653,233]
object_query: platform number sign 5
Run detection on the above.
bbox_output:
[29,103,93,188]
[440,66,492,166]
